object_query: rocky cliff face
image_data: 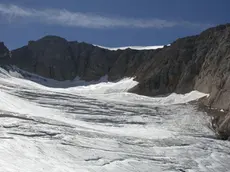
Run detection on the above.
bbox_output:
[131,24,230,112]
[9,36,155,82]
[1,23,230,139]
[0,42,10,62]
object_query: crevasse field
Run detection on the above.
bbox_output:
[0,67,230,172]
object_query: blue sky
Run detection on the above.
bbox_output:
[0,0,229,49]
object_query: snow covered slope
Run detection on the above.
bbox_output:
[94,45,166,50]
[0,67,229,172]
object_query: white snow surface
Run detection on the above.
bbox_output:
[94,45,166,50]
[0,67,230,172]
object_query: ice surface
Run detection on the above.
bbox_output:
[0,67,229,172]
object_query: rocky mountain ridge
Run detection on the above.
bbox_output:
[1,23,230,139]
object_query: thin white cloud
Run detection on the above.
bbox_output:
[0,4,212,29]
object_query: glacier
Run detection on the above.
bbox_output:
[0,67,230,172]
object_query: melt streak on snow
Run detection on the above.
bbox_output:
[0,67,230,172]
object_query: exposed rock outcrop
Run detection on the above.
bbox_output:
[211,112,230,140]
[0,23,230,139]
